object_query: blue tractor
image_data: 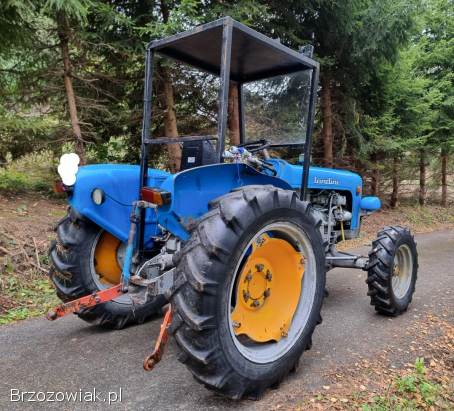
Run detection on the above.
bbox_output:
[48,17,418,399]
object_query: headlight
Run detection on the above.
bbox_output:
[91,188,105,205]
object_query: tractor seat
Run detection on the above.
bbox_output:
[180,139,217,170]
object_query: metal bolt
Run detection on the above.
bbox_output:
[243,290,250,302]
[256,236,265,247]
[245,272,253,282]
[265,270,272,281]
[255,264,264,272]
[264,288,271,298]
[251,300,260,308]
[393,264,399,275]
[281,330,288,338]
[300,258,305,265]
[232,321,241,329]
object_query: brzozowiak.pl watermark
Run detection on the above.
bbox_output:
[10,388,122,405]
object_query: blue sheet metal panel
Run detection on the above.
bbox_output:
[69,161,368,244]
[69,163,292,244]
[268,160,363,229]
[158,163,292,240]
[69,164,170,244]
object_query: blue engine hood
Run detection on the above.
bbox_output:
[267,159,363,230]
[268,159,362,192]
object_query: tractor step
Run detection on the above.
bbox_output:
[46,284,125,321]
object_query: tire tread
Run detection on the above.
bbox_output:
[367,226,418,316]
[170,186,325,399]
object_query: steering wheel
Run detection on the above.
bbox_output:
[238,139,270,153]
[236,139,277,176]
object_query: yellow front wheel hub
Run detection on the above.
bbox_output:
[231,234,304,342]
[94,232,122,286]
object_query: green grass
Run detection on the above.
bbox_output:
[404,206,435,226]
[402,204,454,226]
[0,169,53,194]
[362,358,446,411]
[0,150,56,195]
[0,274,60,325]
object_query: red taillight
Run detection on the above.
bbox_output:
[141,187,171,206]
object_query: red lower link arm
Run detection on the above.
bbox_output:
[46,284,124,321]
[143,306,173,371]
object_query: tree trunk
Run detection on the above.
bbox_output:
[321,75,333,168]
[161,67,181,173]
[371,169,380,197]
[441,147,448,207]
[390,155,399,208]
[158,0,180,173]
[371,154,380,197]
[228,82,240,146]
[56,11,85,163]
[419,149,426,206]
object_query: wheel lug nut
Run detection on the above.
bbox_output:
[265,270,272,281]
[251,300,260,307]
[245,272,253,281]
[232,321,241,329]
[243,290,250,302]
[255,264,264,272]
[264,288,271,298]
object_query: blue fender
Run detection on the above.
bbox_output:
[68,164,170,246]
[158,163,293,240]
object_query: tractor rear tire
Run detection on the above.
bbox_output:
[170,186,326,399]
[367,226,418,316]
[49,208,166,329]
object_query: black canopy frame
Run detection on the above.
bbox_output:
[138,17,319,252]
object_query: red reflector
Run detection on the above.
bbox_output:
[53,181,66,194]
[141,188,171,205]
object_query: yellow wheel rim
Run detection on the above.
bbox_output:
[94,232,122,286]
[231,234,304,342]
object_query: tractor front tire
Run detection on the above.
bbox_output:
[367,226,418,316]
[170,186,326,399]
[49,209,165,329]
